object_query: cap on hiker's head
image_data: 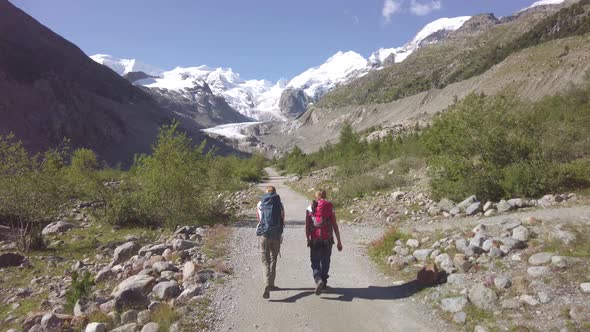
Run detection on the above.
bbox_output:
[266,186,276,194]
[315,190,327,199]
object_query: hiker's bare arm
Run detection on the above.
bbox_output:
[333,215,343,251]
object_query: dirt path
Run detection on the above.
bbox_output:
[211,168,452,332]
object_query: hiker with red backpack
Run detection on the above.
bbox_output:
[256,186,285,299]
[306,189,343,295]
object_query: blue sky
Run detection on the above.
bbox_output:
[12,0,544,81]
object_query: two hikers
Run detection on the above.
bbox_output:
[256,186,285,299]
[256,186,342,299]
[306,190,343,295]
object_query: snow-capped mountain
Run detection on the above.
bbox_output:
[368,16,472,67]
[90,54,163,77]
[523,0,565,11]
[286,51,369,100]
[91,16,473,123]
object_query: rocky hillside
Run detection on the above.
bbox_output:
[0,0,234,164]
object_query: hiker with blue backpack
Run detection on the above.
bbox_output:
[256,186,285,299]
[306,189,343,295]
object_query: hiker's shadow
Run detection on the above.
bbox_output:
[269,280,429,303]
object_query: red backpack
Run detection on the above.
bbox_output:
[309,199,334,242]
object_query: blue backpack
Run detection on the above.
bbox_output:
[256,193,283,237]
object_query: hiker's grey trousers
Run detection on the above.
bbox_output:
[260,236,281,287]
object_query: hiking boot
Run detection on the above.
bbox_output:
[315,280,325,296]
[262,285,270,299]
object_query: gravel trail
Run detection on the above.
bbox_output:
[211,168,451,332]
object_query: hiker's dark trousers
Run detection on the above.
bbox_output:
[310,243,332,283]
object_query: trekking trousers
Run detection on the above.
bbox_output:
[310,243,332,284]
[260,236,281,287]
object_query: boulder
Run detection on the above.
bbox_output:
[141,323,160,332]
[494,275,512,289]
[501,298,521,309]
[551,256,574,268]
[528,252,554,266]
[197,269,216,283]
[447,274,467,285]
[176,285,202,302]
[453,311,467,324]
[512,225,530,242]
[152,281,181,300]
[457,195,478,211]
[449,207,461,216]
[114,242,140,263]
[468,284,497,310]
[406,239,420,248]
[498,237,526,251]
[496,200,513,213]
[453,254,472,273]
[527,266,552,278]
[85,322,107,332]
[482,201,493,212]
[111,323,138,332]
[507,198,528,209]
[137,310,151,325]
[520,294,539,306]
[121,309,138,325]
[465,202,482,216]
[440,296,467,313]
[95,266,114,283]
[152,261,178,273]
[581,283,590,293]
[111,275,156,311]
[569,305,590,322]
[182,261,198,283]
[483,209,496,217]
[0,252,26,268]
[139,244,171,256]
[437,198,455,212]
[412,249,434,262]
[172,239,199,251]
[42,221,76,235]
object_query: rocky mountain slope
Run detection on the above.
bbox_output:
[251,0,586,154]
[0,0,236,164]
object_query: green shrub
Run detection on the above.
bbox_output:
[65,271,93,313]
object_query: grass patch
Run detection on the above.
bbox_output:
[368,228,412,274]
[540,224,590,258]
[201,225,233,275]
[151,304,180,332]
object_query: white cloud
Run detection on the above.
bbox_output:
[409,0,442,16]
[382,0,402,23]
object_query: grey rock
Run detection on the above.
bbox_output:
[176,285,202,302]
[581,283,590,293]
[107,311,121,326]
[197,269,216,283]
[111,323,138,332]
[501,219,521,231]
[111,275,156,311]
[152,261,178,273]
[569,306,590,322]
[440,296,467,313]
[172,239,199,251]
[470,234,487,248]
[483,209,496,217]
[538,291,551,304]
[42,221,76,235]
[95,266,114,283]
[435,253,456,274]
[449,207,461,216]
[494,275,512,289]
[527,266,552,278]
[507,198,526,208]
[168,322,181,332]
[528,252,554,266]
[455,239,468,252]
[464,245,484,257]
[152,281,181,300]
[520,294,539,306]
[468,284,497,310]
[393,246,409,256]
[457,195,478,210]
[511,226,530,242]
[488,248,504,258]
[85,322,107,332]
[139,244,171,256]
[551,256,573,268]
[496,200,513,213]
[447,274,467,285]
[453,255,472,273]
[412,249,434,262]
[141,322,160,332]
[114,242,140,263]
[437,198,455,212]
[465,202,482,216]
[498,237,526,251]
[41,313,64,329]
[481,239,495,252]
[483,201,493,212]
[474,326,488,332]
[148,301,164,312]
[453,311,467,324]
[121,309,139,325]
[74,298,95,316]
[406,239,420,248]
[137,310,151,325]
[501,298,521,309]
